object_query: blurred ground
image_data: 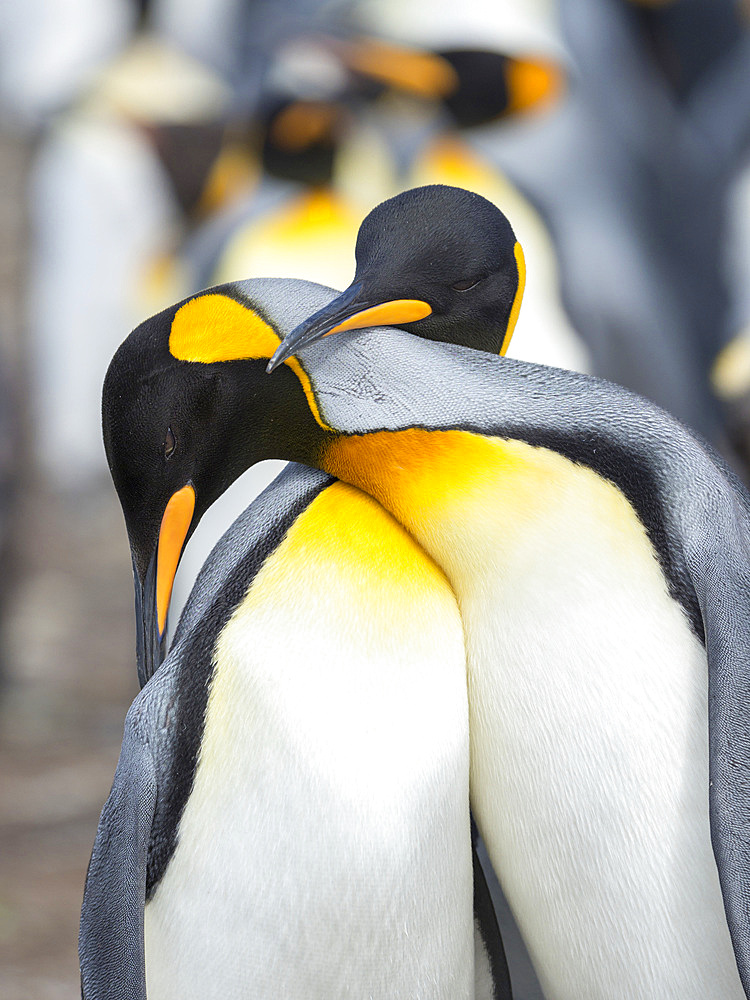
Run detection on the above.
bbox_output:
[0,127,138,1000]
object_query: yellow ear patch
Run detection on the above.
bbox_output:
[169,292,332,430]
[169,293,281,363]
[500,241,526,356]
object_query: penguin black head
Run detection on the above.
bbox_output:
[267,184,525,370]
[104,187,525,685]
[102,289,327,686]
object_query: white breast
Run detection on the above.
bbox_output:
[463,511,743,999]
[144,483,475,1000]
[454,451,743,999]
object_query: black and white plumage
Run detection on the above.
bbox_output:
[81,464,510,999]
[89,185,750,997]
[85,188,534,999]
[275,278,750,999]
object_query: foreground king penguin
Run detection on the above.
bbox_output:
[82,187,525,999]
[87,185,750,999]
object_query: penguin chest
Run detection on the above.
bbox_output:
[324,432,745,1000]
[144,482,474,1000]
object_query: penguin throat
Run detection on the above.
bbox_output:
[401,313,506,355]
[321,428,665,589]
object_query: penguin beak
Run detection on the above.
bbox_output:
[134,483,196,687]
[267,282,432,372]
[134,551,165,689]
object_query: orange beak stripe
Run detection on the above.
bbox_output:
[327,299,432,336]
[156,484,196,637]
[500,241,526,356]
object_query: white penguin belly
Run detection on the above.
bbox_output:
[144,483,474,1000]
[460,490,744,1000]
[324,431,746,1000]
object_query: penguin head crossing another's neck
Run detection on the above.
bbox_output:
[102,186,526,686]
[102,287,331,686]
[267,184,525,369]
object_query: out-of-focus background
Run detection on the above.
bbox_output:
[2,0,750,997]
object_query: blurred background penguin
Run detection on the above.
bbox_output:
[2,0,750,997]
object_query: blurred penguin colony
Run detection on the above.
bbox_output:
[4,0,750,621]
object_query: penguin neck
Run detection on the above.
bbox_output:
[320,428,625,575]
[401,312,506,355]
[319,426,688,646]
[212,359,333,485]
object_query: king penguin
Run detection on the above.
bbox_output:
[94,184,750,999]
[81,464,510,1000]
[82,187,527,999]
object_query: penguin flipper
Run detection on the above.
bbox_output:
[691,489,750,998]
[472,821,513,999]
[79,701,157,1000]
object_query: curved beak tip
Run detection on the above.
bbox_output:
[266,349,285,374]
[267,317,323,373]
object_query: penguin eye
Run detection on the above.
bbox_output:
[164,426,176,459]
[452,276,481,291]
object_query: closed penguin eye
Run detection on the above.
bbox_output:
[164,426,176,459]
[452,276,481,291]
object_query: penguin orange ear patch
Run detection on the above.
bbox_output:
[169,293,280,363]
[169,291,332,431]
[500,241,526,356]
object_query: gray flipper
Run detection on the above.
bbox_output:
[79,701,156,1000]
[472,821,513,999]
[687,489,750,995]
